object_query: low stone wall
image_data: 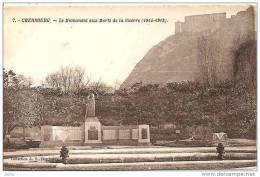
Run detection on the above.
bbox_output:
[185,125,213,140]
[40,125,84,147]
[52,126,83,141]
[40,140,83,148]
[101,125,139,145]
[41,125,84,141]
[10,127,41,140]
[102,125,138,140]
[38,123,150,147]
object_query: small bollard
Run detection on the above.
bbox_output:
[60,145,69,164]
[216,143,225,160]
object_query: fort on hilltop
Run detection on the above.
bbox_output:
[175,12,226,34]
[175,7,254,34]
[120,7,255,89]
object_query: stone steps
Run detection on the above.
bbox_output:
[4,160,256,171]
[44,152,256,164]
[55,160,257,170]
[3,146,256,158]
[3,146,257,170]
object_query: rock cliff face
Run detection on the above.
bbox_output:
[121,7,255,89]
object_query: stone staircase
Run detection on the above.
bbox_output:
[3,146,257,170]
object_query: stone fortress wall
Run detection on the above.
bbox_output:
[175,12,226,34]
[175,7,255,35]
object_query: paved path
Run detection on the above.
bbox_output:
[4,146,256,158]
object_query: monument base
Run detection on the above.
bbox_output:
[138,124,151,144]
[84,117,102,144]
[137,142,151,146]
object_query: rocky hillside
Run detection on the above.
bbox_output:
[121,7,255,89]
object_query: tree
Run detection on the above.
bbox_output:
[12,90,43,139]
[72,66,90,92]
[3,69,20,137]
[3,69,19,89]
[45,72,61,90]
[89,79,113,95]
[197,34,219,87]
[45,66,90,93]
[17,74,33,88]
[3,69,40,139]
[233,40,256,94]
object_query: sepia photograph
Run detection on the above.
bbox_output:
[1,1,258,173]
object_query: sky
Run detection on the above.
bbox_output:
[4,4,252,87]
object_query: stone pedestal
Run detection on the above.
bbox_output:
[84,117,102,144]
[41,125,53,142]
[138,124,150,144]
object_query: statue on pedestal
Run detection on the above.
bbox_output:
[84,93,101,144]
[85,93,95,118]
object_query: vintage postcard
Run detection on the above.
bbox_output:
[1,1,258,175]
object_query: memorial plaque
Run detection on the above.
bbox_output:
[119,129,130,139]
[88,126,98,140]
[141,128,148,139]
[103,129,116,140]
